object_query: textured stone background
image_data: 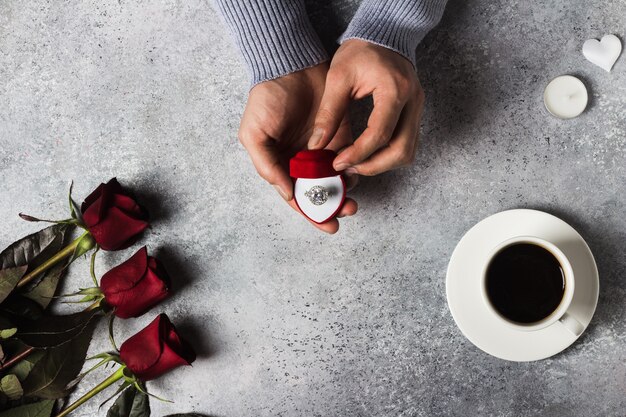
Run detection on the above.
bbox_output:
[1,0,625,416]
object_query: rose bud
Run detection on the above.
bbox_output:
[100,247,169,319]
[119,314,196,381]
[81,178,149,251]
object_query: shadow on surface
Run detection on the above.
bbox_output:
[527,205,623,351]
[163,414,219,417]
[416,0,489,142]
[153,245,198,297]
[176,317,218,359]
[152,246,218,359]
[305,0,354,54]
[130,177,174,226]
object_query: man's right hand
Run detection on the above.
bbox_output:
[308,39,425,176]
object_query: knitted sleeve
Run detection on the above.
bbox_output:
[213,0,329,86]
[339,0,448,68]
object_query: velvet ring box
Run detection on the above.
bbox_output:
[290,149,346,224]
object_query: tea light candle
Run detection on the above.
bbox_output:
[543,75,588,119]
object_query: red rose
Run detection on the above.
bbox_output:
[81,178,149,251]
[119,314,196,381]
[100,247,169,319]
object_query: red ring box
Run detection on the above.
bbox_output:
[290,150,346,224]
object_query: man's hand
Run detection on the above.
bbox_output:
[239,63,358,234]
[308,39,425,175]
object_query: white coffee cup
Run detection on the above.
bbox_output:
[481,236,584,335]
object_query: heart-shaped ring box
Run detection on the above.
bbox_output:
[290,150,346,224]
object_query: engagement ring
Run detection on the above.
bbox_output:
[304,186,329,205]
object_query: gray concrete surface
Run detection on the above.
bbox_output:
[1,1,625,416]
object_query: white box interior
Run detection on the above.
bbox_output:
[294,175,344,223]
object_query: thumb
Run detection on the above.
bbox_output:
[308,72,351,150]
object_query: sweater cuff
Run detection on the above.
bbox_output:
[214,1,329,86]
[339,0,447,68]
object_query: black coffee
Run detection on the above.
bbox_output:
[486,243,565,324]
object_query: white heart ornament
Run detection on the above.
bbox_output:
[582,34,622,72]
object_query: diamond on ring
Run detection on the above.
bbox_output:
[304,185,329,205]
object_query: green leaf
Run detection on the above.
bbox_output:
[0,268,27,305]
[0,375,23,400]
[15,310,99,348]
[8,350,45,382]
[0,399,54,417]
[21,230,75,310]
[0,317,13,329]
[0,297,43,322]
[0,329,17,340]
[21,318,98,399]
[22,262,65,311]
[0,339,24,360]
[0,224,74,306]
[0,224,71,271]
[106,386,150,417]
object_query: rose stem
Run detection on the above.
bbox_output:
[54,366,126,417]
[90,247,100,286]
[84,300,102,312]
[0,346,35,372]
[16,230,91,289]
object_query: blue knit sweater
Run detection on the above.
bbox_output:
[214,0,448,85]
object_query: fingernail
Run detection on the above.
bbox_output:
[346,174,359,191]
[344,167,358,175]
[308,128,324,149]
[273,185,289,201]
[334,162,349,171]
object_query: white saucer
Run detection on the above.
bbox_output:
[446,209,599,361]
